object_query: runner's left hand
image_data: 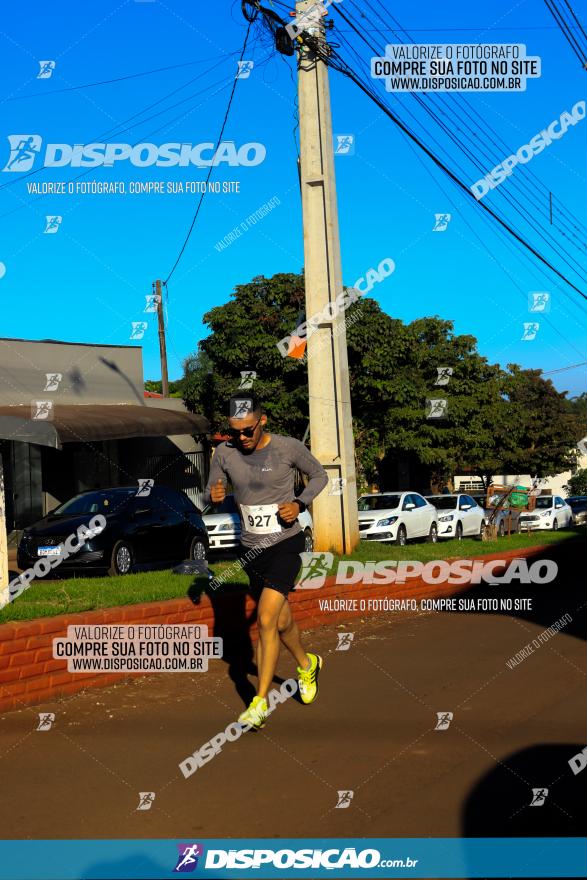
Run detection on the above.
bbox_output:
[278,501,301,523]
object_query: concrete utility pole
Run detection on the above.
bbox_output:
[154,279,169,397]
[0,456,8,606]
[296,0,359,553]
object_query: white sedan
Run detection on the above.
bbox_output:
[518,495,574,531]
[425,494,486,540]
[203,494,315,552]
[358,492,438,545]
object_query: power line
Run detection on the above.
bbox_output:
[6,53,241,101]
[0,53,241,194]
[544,0,587,67]
[543,360,587,374]
[164,20,254,284]
[330,1,587,303]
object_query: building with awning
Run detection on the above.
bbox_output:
[0,338,210,532]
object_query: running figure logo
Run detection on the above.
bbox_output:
[335,790,354,809]
[238,371,256,390]
[136,792,156,811]
[44,215,62,234]
[130,322,148,340]
[530,788,548,806]
[433,213,451,232]
[528,291,550,313]
[297,552,334,589]
[435,711,453,730]
[329,477,346,495]
[334,134,355,155]
[44,373,62,391]
[32,400,53,420]
[3,135,42,172]
[426,398,448,419]
[136,479,154,497]
[37,60,56,79]
[144,294,161,313]
[36,712,55,731]
[230,397,253,419]
[336,632,354,651]
[174,843,204,872]
[521,322,540,341]
[434,367,453,386]
[236,60,254,79]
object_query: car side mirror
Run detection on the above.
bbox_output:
[461,504,471,510]
[404,503,416,510]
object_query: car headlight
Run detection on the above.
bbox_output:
[376,516,398,527]
[541,510,552,516]
[438,514,455,522]
[218,523,235,531]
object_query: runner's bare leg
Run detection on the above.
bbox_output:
[256,588,286,699]
[277,599,309,669]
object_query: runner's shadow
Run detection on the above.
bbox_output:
[187,580,288,708]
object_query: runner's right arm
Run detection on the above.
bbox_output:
[203,446,228,504]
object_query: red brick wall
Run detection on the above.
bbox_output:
[0,546,547,714]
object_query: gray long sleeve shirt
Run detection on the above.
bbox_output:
[204,434,328,548]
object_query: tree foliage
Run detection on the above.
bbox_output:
[182,272,587,490]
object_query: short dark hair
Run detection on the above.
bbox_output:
[228,392,262,418]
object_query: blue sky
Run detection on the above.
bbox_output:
[0,0,586,397]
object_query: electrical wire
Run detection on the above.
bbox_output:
[164,19,254,283]
[327,2,587,303]
[0,52,242,193]
[544,0,587,67]
[6,53,242,101]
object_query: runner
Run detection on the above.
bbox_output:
[204,392,329,729]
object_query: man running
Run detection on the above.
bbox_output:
[204,392,328,729]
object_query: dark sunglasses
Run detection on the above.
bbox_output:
[228,416,262,439]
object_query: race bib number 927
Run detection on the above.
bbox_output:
[240,503,282,534]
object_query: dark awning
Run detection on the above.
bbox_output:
[0,405,209,450]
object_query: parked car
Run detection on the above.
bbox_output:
[358,492,438,545]
[17,486,209,576]
[567,496,587,526]
[425,494,486,540]
[202,493,315,553]
[518,495,574,531]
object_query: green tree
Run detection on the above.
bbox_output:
[182,271,585,492]
[500,366,586,477]
[564,469,587,496]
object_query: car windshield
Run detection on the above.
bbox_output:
[535,497,553,509]
[426,496,458,510]
[204,495,238,515]
[358,495,401,511]
[50,489,136,516]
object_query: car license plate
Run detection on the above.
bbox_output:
[37,546,62,556]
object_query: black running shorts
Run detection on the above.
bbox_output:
[239,531,306,597]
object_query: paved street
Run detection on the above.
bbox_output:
[1,539,587,850]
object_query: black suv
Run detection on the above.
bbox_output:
[17,486,209,576]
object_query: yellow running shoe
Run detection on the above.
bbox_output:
[238,695,267,729]
[297,652,322,704]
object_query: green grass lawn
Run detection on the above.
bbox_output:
[1,527,583,624]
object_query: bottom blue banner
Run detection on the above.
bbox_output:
[0,838,586,879]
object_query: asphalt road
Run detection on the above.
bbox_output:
[1,539,587,851]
